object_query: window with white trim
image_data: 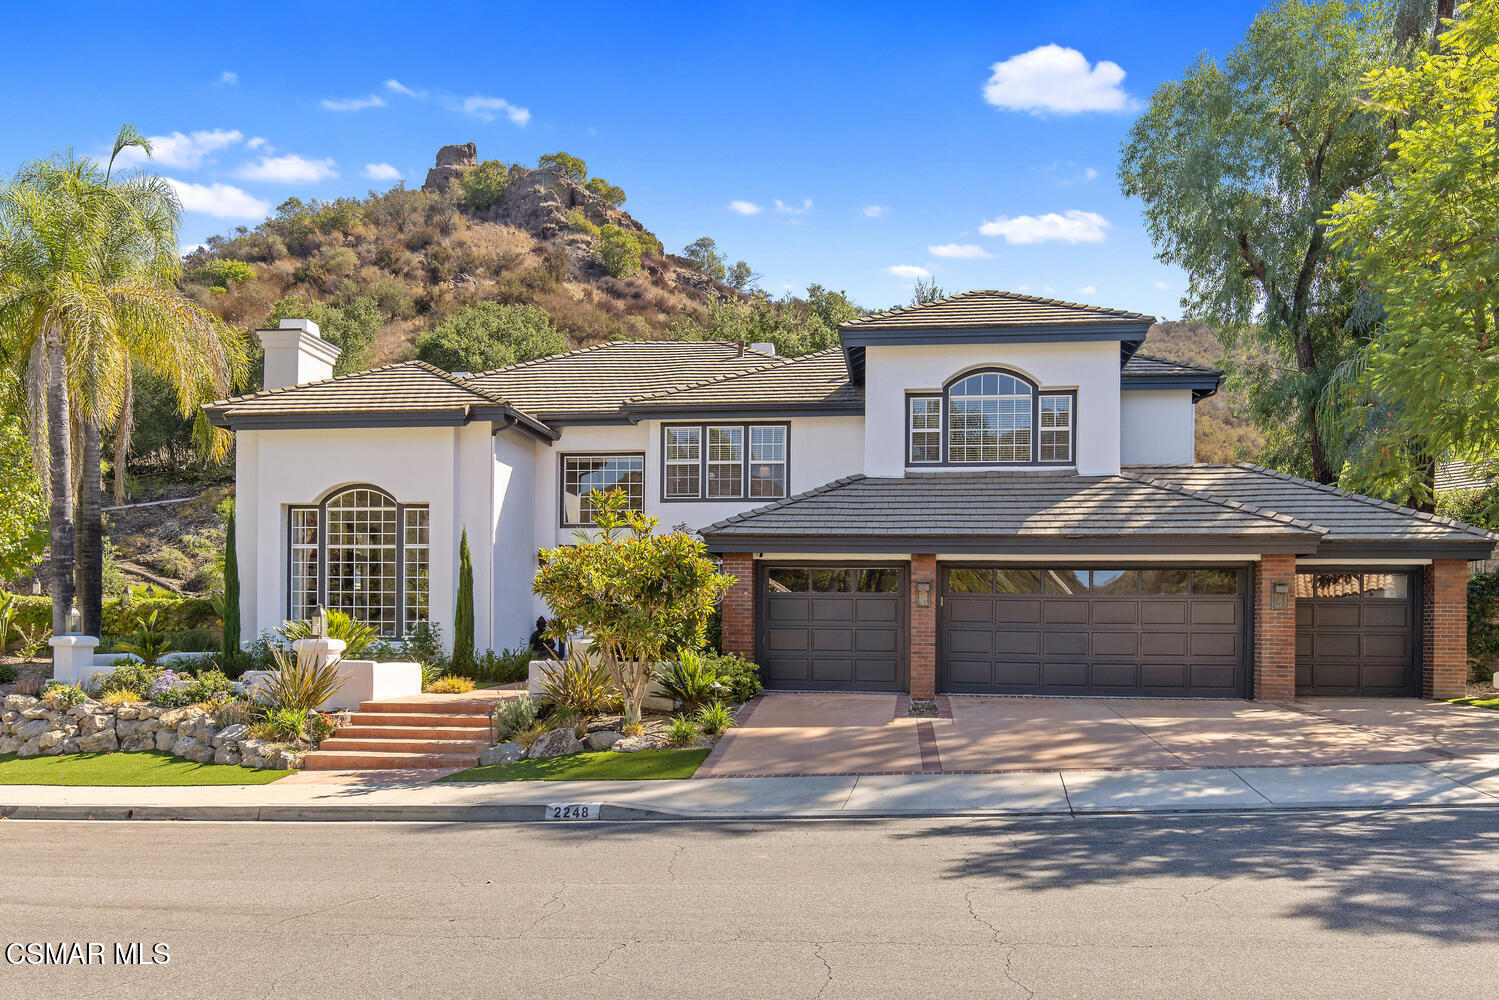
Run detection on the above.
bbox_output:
[947,371,1032,463]
[909,397,941,463]
[562,454,645,526]
[749,425,787,498]
[1038,394,1073,463]
[660,423,789,500]
[707,426,744,498]
[289,507,319,621]
[403,507,430,627]
[664,427,701,499]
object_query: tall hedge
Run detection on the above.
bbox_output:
[222,506,241,655]
[454,528,475,671]
[4,594,218,638]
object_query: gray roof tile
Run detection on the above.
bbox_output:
[1121,354,1222,379]
[840,289,1154,331]
[624,348,861,410]
[205,361,510,422]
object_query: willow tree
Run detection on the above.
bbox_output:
[1120,0,1394,483]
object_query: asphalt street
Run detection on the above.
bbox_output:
[2,810,1496,998]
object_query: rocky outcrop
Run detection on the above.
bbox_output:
[527,728,583,759]
[421,142,478,194]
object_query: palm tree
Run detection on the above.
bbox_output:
[0,127,248,635]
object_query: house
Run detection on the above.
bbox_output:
[206,290,1495,703]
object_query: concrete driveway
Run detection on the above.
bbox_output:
[696,693,1499,778]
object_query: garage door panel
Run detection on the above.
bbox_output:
[761,567,907,692]
[1314,604,1361,628]
[854,600,900,625]
[810,658,854,683]
[767,630,809,652]
[810,628,853,653]
[1296,569,1415,695]
[1364,605,1410,629]
[939,565,1247,697]
[810,599,855,624]
[1313,633,1361,658]
[767,599,809,622]
[1364,633,1409,659]
[1363,663,1410,690]
[855,660,899,685]
[854,629,899,653]
[764,658,811,685]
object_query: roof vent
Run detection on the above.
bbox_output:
[749,342,776,357]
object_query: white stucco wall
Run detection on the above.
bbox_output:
[861,341,1123,477]
[1120,390,1196,465]
[235,423,511,652]
[491,428,541,650]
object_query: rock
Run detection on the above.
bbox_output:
[213,744,242,766]
[115,706,140,721]
[612,734,666,753]
[422,142,478,193]
[0,736,18,754]
[641,695,677,713]
[183,741,216,764]
[269,748,304,770]
[527,729,583,760]
[78,713,114,737]
[155,728,176,752]
[37,729,66,751]
[585,731,624,751]
[214,724,249,748]
[15,719,48,739]
[1,710,16,724]
[16,736,42,757]
[119,733,156,752]
[21,707,50,720]
[140,705,165,719]
[478,742,526,766]
[2,694,38,712]
[157,706,203,729]
[170,736,200,758]
[68,699,101,718]
[197,723,220,746]
[77,729,118,753]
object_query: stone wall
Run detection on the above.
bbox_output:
[0,694,304,770]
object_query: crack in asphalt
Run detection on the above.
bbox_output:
[810,942,833,999]
[1003,943,1035,999]
[519,883,567,937]
[590,939,628,974]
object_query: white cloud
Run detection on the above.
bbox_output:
[364,162,403,181]
[983,44,1136,115]
[862,205,888,218]
[727,200,762,215]
[179,242,206,257]
[775,198,813,215]
[1084,167,1099,181]
[113,128,244,170]
[1017,284,1032,293]
[165,178,270,218]
[1154,280,1169,290]
[321,94,385,112]
[979,209,1110,244]
[1076,285,1097,295]
[928,243,992,259]
[385,78,419,97]
[246,136,268,150]
[235,154,338,183]
[888,264,931,279]
[217,71,238,86]
[461,95,530,124]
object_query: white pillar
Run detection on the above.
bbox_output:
[49,635,100,686]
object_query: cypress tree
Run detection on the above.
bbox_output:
[454,528,475,671]
[221,501,241,658]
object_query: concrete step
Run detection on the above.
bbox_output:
[346,711,491,728]
[319,737,490,753]
[356,698,506,714]
[303,750,483,771]
[337,724,491,740]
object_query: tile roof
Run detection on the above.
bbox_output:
[1129,464,1498,550]
[839,290,1154,331]
[1120,354,1222,379]
[623,348,861,411]
[461,341,780,419]
[701,472,1321,546]
[204,361,516,424]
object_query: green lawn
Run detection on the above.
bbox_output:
[0,751,290,786]
[1449,697,1499,710]
[439,748,711,782]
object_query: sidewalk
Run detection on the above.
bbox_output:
[3,754,1499,822]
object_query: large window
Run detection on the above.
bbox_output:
[907,370,1075,466]
[661,423,788,501]
[562,454,645,526]
[287,486,429,636]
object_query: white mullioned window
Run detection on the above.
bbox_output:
[706,425,745,498]
[909,397,941,463]
[664,426,701,499]
[947,371,1033,463]
[403,507,430,627]
[748,425,787,498]
[1038,394,1073,463]
[562,454,645,525]
[288,507,319,622]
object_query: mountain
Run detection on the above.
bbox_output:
[1139,320,1266,464]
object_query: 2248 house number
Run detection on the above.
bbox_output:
[546,802,601,820]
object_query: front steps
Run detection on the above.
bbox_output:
[303,691,511,771]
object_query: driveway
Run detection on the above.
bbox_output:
[696,693,1499,778]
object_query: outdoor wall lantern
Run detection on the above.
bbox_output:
[1272,581,1290,610]
[65,603,83,635]
[916,580,932,608]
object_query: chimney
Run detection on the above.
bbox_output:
[256,318,341,391]
[749,342,777,357]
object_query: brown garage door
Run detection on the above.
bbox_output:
[939,566,1247,697]
[1295,571,1415,696]
[758,565,907,691]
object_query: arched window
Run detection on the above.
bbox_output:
[287,486,429,636]
[946,370,1034,463]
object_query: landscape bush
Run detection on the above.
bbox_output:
[2,595,218,637]
[189,258,255,289]
[667,715,700,747]
[565,207,600,237]
[459,160,512,211]
[597,225,643,278]
[278,610,378,657]
[695,701,736,736]
[540,651,621,718]
[414,301,567,374]
[655,650,722,713]
[88,663,164,699]
[425,674,475,694]
[492,696,540,743]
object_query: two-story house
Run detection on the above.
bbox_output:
[207,290,1493,704]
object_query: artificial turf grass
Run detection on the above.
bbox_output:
[438,747,711,782]
[0,750,290,786]
[1449,697,1499,710]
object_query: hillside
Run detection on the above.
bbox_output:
[1138,320,1266,464]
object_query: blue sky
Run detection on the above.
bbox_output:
[3,0,1266,318]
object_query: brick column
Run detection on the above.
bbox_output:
[719,552,756,659]
[1423,559,1468,699]
[1253,553,1297,701]
[909,553,937,699]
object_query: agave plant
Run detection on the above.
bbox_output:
[541,649,621,718]
[263,642,346,714]
[655,649,722,714]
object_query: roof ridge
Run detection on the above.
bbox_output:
[1116,471,1325,534]
[207,359,438,410]
[1231,462,1499,540]
[460,342,615,381]
[403,359,518,408]
[839,288,1151,330]
[700,474,868,532]
[460,339,777,385]
[622,347,846,405]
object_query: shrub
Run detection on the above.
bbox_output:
[426,674,476,694]
[492,696,540,743]
[42,682,86,710]
[401,622,446,665]
[114,610,174,665]
[584,177,626,207]
[1469,572,1499,682]
[455,529,475,672]
[322,246,359,278]
[635,230,664,259]
[515,720,554,751]
[249,707,307,744]
[262,643,346,714]
[449,646,529,684]
[89,662,164,699]
[142,546,194,580]
[0,594,217,642]
[0,592,15,652]
[655,650,721,713]
[540,650,621,718]
[190,258,255,288]
[698,650,762,703]
[213,698,261,727]
[99,689,140,706]
[565,207,600,237]
[695,701,736,737]
[15,624,49,659]
[538,151,588,182]
[667,715,700,747]
[459,160,512,211]
[278,611,378,657]
[0,664,16,684]
[598,225,642,278]
[414,302,567,373]
[367,277,417,319]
